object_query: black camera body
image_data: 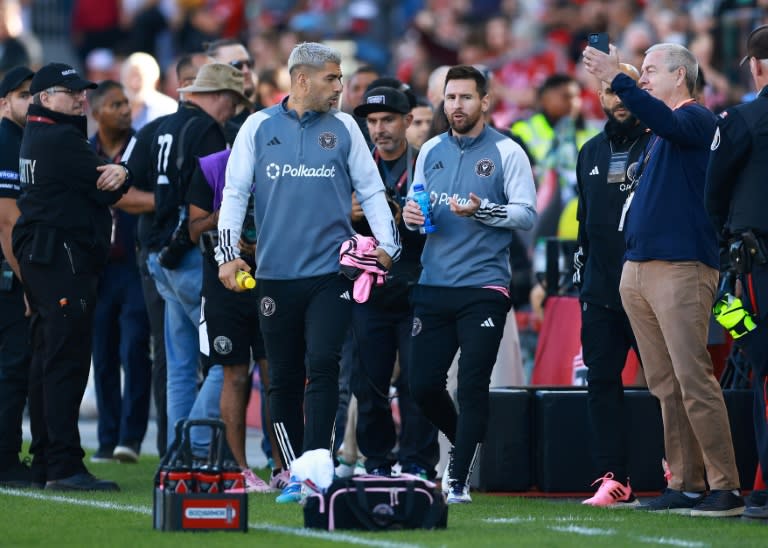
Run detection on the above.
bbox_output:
[158,222,195,269]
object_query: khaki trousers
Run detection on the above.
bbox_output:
[619,260,740,491]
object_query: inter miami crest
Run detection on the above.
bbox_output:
[475,158,495,177]
[318,132,337,150]
[213,336,233,355]
[411,317,422,336]
[260,296,276,317]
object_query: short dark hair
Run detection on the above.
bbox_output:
[203,38,243,57]
[537,74,576,98]
[88,80,122,111]
[176,53,202,79]
[444,65,487,97]
[354,64,379,77]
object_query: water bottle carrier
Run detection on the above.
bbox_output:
[152,419,248,532]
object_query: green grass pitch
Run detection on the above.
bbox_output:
[1,453,766,547]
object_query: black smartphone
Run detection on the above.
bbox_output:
[588,32,609,54]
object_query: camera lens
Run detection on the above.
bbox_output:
[590,35,597,43]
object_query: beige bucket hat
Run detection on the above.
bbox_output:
[178,62,250,105]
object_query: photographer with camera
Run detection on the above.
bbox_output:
[145,62,248,448]
[348,86,439,480]
[706,25,768,521]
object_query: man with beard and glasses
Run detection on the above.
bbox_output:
[402,65,536,504]
[216,42,400,503]
[574,63,651,508]
[205,39,258,128]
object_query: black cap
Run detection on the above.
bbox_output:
[365,76,418,108]
[0,66,34,98]
[353,87,411,117]
[741,25,768,66]
[29,62,97,95]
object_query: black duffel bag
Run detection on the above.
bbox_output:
[304,474,448,531]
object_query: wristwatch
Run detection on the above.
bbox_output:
[119,162,132,183]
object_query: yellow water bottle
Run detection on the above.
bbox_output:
[235,270,256,290]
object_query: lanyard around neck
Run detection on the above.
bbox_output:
[374,145,414,193]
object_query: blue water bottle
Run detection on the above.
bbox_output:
[412,183,437,234]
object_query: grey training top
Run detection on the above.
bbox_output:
[216,98,400,279]
[409,125,536,288]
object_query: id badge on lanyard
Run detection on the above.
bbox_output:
[618,136,659,232]
[607,151,629,183]
[618,160,640,232]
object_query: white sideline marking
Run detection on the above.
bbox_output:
[0,488,422,548]
[250,523,422,548]
[484,517,536,524]
[0,487,153,515]
[550,525,615,536]
[635,537,708,548]
[484,515,627,524]
[484,515,709,547]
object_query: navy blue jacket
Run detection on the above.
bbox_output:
[611,73,719,270]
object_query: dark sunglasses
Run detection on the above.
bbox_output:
[229,59,253,71]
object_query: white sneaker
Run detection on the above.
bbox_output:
[113,444,139,464]
[446,481,472,504]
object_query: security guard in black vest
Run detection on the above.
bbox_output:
[706,25,768,520]
[13,63,130,491]
[0,66,34,487]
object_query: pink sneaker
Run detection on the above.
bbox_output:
[582,472,639,508]
[269,469,291,491]
[226,468,274,494]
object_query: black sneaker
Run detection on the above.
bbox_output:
[368,466,392,477]
[742,503,768,521]
[747,489,768,508]
[90,447,117,463]
[30,460,46,489]
[0,460,33,488]
[690,490,745,518]
[400,464,429,480]
[636,488,703,515]
[45,472,119,492]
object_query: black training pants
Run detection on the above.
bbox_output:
[581,301,638,481]
[408,285,509,485]
[0,281,31,468]
[258,274,352,468]
[20,239,98,481]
